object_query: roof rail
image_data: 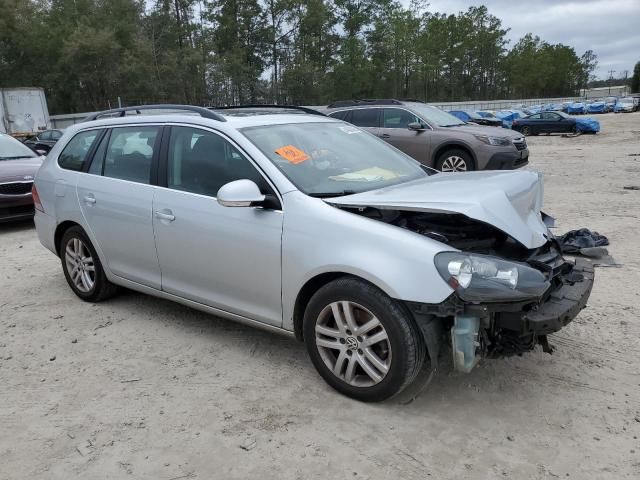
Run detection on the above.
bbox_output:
[82,104,227,122]
[326,99,406,108]
[211,104,326,117]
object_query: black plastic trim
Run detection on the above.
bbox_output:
[83,104,227,123]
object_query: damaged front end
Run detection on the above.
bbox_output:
[343,206,595,374]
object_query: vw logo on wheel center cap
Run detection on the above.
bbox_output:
[345,336,358,351]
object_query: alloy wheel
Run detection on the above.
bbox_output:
[65,238,96,293]
[441,155,468,172]
[521,126,531,136]
[314,301,392,387]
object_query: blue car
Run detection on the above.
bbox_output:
[448,110,503,127]
[566,102,586,115]
[493,110,521,129]
[586,102,606,114]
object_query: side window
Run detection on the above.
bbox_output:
[51,131,63,140]
[58,130,101,171]
[103,127,159,184]
[40,131,52,141]
[350,109,379,128]
[383,108,419,129]
[167,126,267,197]
[529,114,541,120]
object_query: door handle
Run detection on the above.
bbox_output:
[83,195,96,205]
[155,211,175,222]
[378,134,391,139]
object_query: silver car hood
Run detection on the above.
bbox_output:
[326,170,549,249]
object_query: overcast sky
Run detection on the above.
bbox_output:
[414,0,639,79]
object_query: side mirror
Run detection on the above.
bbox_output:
[217,179,265,207]
[408,122,425,131]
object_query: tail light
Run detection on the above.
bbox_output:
[32,184,44,212]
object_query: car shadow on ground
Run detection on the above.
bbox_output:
[0,218,34,234]
[98,288,550,411]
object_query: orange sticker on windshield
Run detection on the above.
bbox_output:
[275,145,310,164]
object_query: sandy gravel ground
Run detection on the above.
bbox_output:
[1,112,639,480]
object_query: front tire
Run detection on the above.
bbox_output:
[60,226,118,302]
[436,149,475,172]
[303,277,425,402]
[521,126,531,136]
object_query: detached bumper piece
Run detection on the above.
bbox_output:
[522,258,594,334]
[488,258,594,357]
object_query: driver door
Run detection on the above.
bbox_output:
[152,126,283,326]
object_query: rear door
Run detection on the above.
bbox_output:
[77,125,163,288]
[377,107,430,163]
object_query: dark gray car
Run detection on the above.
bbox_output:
[324,100,529,172]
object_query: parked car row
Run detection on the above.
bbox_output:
[323,99,528,172]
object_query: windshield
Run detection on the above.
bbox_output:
[620,98,633,104]
[408,104,466,127]
[0,134,38,160]
[242,122,428,196]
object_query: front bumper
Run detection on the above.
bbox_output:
[0,194,34,223]
[491,258,594,335]
[485,149,529,170]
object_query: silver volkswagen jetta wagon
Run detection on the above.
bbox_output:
[33,105,594,402]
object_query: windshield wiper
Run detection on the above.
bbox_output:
[308,190,357,198]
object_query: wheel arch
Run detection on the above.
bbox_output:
[292,272,398,342]
[432,142,477,169]
[54,220,83,256]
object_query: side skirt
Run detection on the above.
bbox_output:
[110,275,296,339]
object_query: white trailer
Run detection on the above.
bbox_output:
[0,87,50,138]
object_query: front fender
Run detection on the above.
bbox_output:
[281,192,454,331]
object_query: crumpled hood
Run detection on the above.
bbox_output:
[326,170,550,249]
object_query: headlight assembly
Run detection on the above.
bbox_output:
[474,134,512,147]
[435,252,550,302]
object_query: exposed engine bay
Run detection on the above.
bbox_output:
[342,206,592,372]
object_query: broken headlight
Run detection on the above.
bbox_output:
[434,252,550,302]
[473,134,512,147]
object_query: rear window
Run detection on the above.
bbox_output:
[350,109,379,128]
[102,126,160,184]
[58,130,101,171]
[328,110,350,121]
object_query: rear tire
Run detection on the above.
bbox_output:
[303,277,425,402]
[435,149,475,172]
[60,226,119,302]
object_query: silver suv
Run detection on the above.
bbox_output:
[324,99,529,172]
[34,104,593,402]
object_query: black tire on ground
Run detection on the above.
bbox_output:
[435,148,475,172]
[521,126,531,136]
[60,226,119,302]
[570,124,578,134]
[303,277,426,402]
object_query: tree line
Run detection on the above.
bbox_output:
[0,0,600,114]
